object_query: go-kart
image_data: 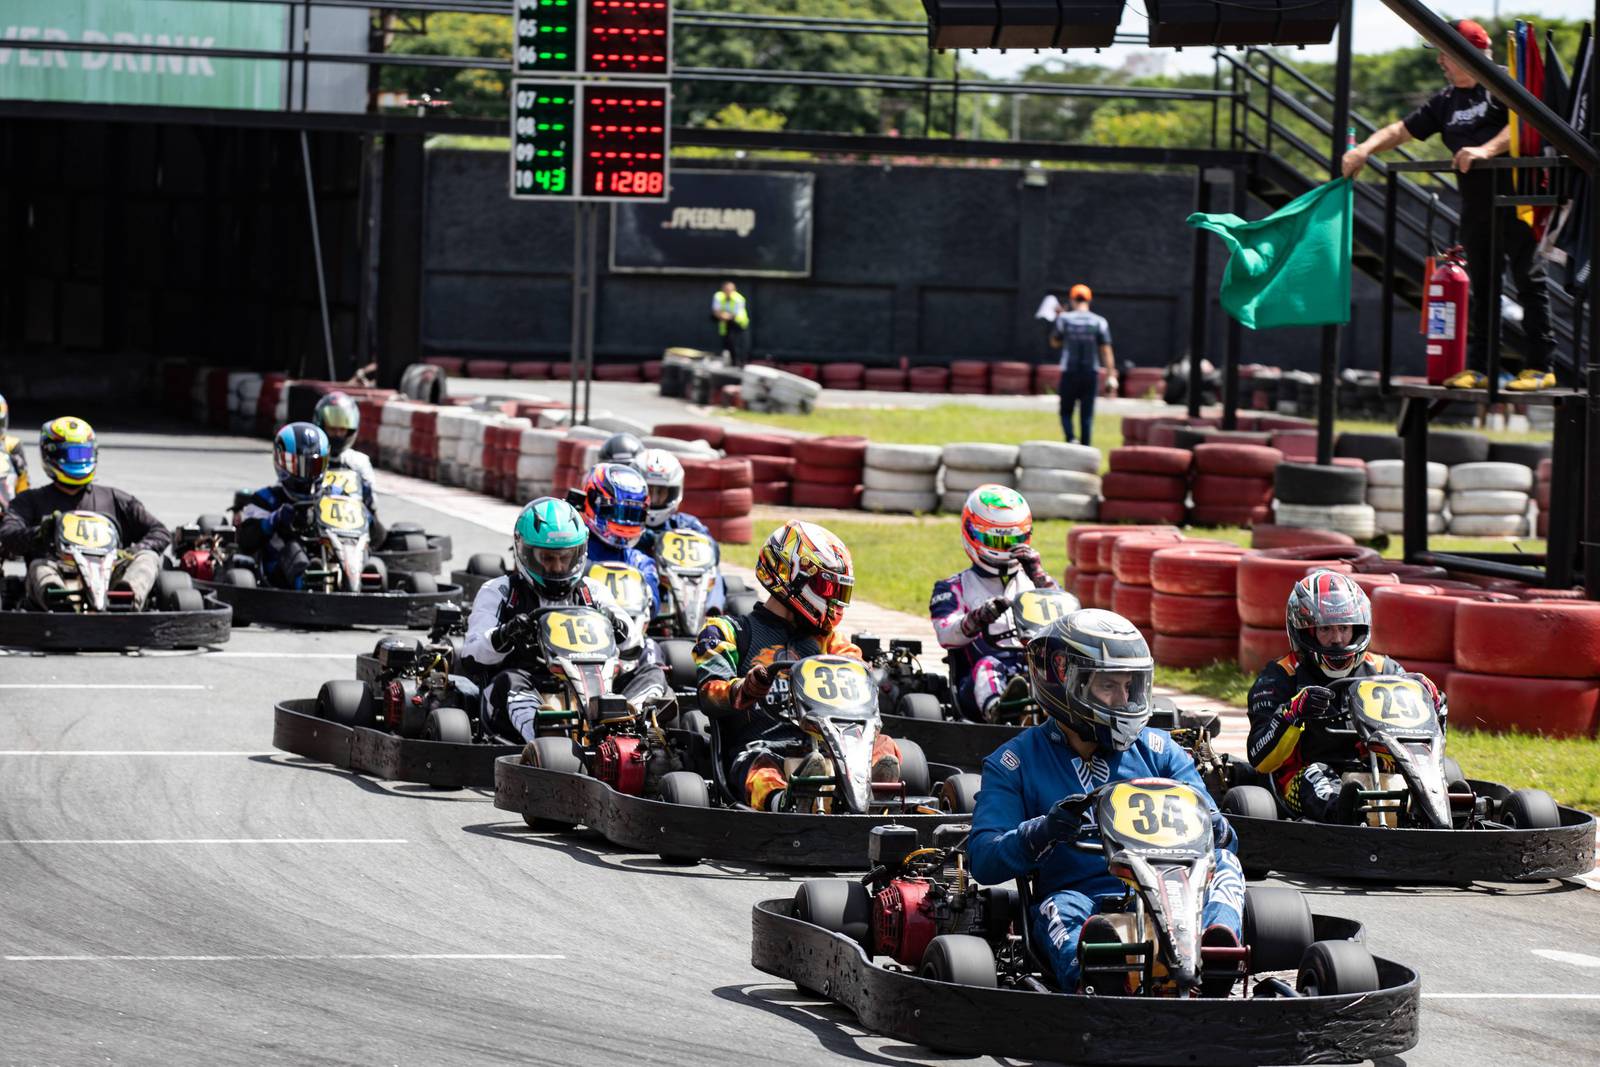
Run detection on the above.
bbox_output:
[1217,674,1597,882]
[274,605,515,788]
[751,782,1421,1065]
[318,467,454,576]
[0,510,231,651]
[495,650,985,867]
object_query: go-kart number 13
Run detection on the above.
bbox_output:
[1107,783,1204,847]
[318,496,364,530]
[543,611,607,652]
[1354,680,1431,728]
[797,661,868,708]
[662,532,714,568]
[1016,591,1070,626]
[61,513,114,549]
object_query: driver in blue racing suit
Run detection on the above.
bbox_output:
[579,462,662,617]
[237,422,335,590]
[970,609,1244,992]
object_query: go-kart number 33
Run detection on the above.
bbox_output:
[797,660,869,708]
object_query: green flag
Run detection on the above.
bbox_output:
[1187,178,1353,330]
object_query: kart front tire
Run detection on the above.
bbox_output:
[1442,756,1465,785]
[893,737,931,798]
[1297,939,1380,997]
[896,692,944,721]
[920,934,998,989]
[1244,886,1315,974]
[939,772,982,815]
[794,880,871,949]
[521,737,586,831]
[467,552,506,577]
[659,638,698,690]
[423,706,472,745]
[404,571,439,595]
[317,680,372,727]
[721,574,748,595]
[155,571,194,603]
[1502,788,1561,830]
[222,568,257,589]
[726,590,759,616]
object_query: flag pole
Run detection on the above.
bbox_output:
[1318,0,1355,467]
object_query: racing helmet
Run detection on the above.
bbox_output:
[632,448,685,527]
[513,497,589,598]
[273,422,331,501]
[598,432,644,466]
[40,416,98,487]
[755,520,854,633]
[313,392,361,457]
[961,484,1033,574]
[1286,569,1372,678]
[1026,609,1154,752]
[582,462,650,548]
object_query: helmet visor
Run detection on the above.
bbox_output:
[1069,666,1152,721]
[519,543,585,583]
[810,570,854,607]
[966,519,1028,553]
[323,424,356,448]
[648,484,682,511]
[55,444,96,467]
[603,501,648,528]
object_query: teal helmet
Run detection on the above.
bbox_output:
[513,497,589,597]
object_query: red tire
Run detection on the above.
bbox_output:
[796,464,864,486]
[1094,572,1116,609]
[780,362,818,381]
[1370,585,1476,664]
[1067,523,1179,568]
[908,367,949,391]
[1150,545,1246,597]
[1153,633,1240,669]
[701,514,756,544]
[1237,554,1362,628]
[1109,446,1193,476]
[809,435,869,468]
[863,368,907,391]
[749,454,796,481]
[1120,415,1156,446]
[1453,599,1600,678]
[1191,473,1275,506]
[721,431,793,458]
[1188,504,1273,527]
[1354,562,1449,582]
[1346,572,1400,600]
[820,361,866,382]
[1535,482,1551,510]
[1151,592,1239,637]
[594,363,643,382]
[1098,499,1187,524]
[681,457,752,490]
[681,487,754,519]
[1073,531,1114,574]
[791,481,863,509]
[1192,443,1284,479]
[1250,524,1356,550]
[1102,471,1188,502]
[640,360,663,383]
[1538,457,1552,481]
[1446,671,1600,738]
[1110,534,1188,585]
[1069,569,1096,606]
[1238,625,1288,674]
[680,457,720,490]
[465,359,509,379]
[1401,659,1454,692]
[509,360,552,379]
[1111,581,1154,626]
[1270,432,1319,460]
[424,356,464,374]
[652,421,725,448]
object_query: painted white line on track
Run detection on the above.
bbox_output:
[0,751,269,757]
[136,651,355,660]
[1533,949,1600,967]
[0,838,407,845]
[0,684,209,690]
[4,953,564,963]
[1423,993,1600,1000]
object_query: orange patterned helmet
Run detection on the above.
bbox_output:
[755,520,854,631]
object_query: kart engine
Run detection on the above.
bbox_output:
[595,735,647,795]
[868,824,987,966]
[180,548,216,582]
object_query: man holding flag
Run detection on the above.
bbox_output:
[1342,18,1556,391]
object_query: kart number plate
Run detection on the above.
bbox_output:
[61,512,116,550]
[318,495,365,531]
[1352,679,1433,730]
[660,531,715,570]
[795,659,871,709]
[1015,589,1074,627]
[1105,781,1209,850]
[542,610,613,654]
[319,469,362,496]
[587,563,649,616]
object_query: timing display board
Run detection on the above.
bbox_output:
[510,80,670,202]
[513,0,672,79]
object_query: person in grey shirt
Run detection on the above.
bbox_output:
[1051,284,1117,446]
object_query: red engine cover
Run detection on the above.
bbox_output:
[595,735,646,795]
[873,879,937,966]
[381,680,406,730]
[180,549,215,582]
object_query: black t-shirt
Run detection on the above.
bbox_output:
[1403,82,1508,204]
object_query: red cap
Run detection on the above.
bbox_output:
[1452,19,1491,50]
[1069,283,1093,302]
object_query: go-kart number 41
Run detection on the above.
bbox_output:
[61,512,115,549]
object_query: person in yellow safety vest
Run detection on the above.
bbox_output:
[0,392,30,508]
[711,280,751,365]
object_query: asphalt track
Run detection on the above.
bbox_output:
[3,424,1599,1066]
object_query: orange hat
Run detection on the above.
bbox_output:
[1069,284,1092,302]
[1424,19,1490,51]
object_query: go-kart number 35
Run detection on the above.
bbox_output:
[798,661,868,708]
[662,532,713,568]
[318,496,364,530]
[1354,680,1431,728]
[543,611,607,652]
[1016,590,1070,626]
[1107,784,1204,847]
[61,513,114,549]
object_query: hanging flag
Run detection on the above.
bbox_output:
[1186,179,1353,330]
[1550,23,1594,292]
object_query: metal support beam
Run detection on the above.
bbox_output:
[1399,397,1430,562]
[1221,167,1247,430]
[300,131,337,381]
[1187,167,1212,418]
[1317,0,1353,468]
[375,134,425,389]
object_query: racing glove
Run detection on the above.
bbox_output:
[1209,808,1237,852]
[35,510,62,547]
[1019,792,1092,859]
[1011,544,1054,588]
[1287,685,1335,725]
[960,596,1011,638]
[731,662,774,713]
[270,503,298,535]
[490,613,534,654]
[610,611,633,646]
[1406,672,1448,730]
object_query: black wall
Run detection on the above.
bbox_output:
[421,149,1426,374]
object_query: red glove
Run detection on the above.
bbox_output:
[961,596,1010,637]
[732,662,773,713]
[1287,685,1334,724]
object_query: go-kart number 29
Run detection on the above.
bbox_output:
[61,513,114,549]
[797,660,869,708]
[1016,591,1071,627]
[318,495,364,531]
[543,611,608,653]
[1107,783,1205,848]
[661,531,713,568]
[1354,680,1432,728]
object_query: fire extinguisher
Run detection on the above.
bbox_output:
[1425,246,1470,386]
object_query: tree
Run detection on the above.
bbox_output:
[382,13,512,119]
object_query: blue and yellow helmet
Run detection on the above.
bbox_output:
[41,416,97,487]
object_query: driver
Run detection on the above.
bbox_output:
[970,609,1244,993]
[237,422,335,590]
[1,392,29,504]
[0,417,171,609]
[1247,570,1442,823]
[460,497,667,744]
[312,392,382,544]
[931,485,1061,721]
[693,520,901,810]
[630,447,726,613]
[579,462,662,616]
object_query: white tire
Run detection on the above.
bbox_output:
[1367,486,1444,511]
[941,490,971,513]
[518,428,563,457]
[589,414,650,437]
[1365,459,1447,489]
[1018,440,1100,474]
[565,424,611,441]
[1448,513,1530,536]
[942,466,1018,493]
[1448,461,1534,493]
[1273,501,1377,539]
[1374,509,1445,534]
[860,488,941,514]
[1449,489,1531,516]
[862,466,939,492]
[642,434,716,456]
[864,443,942,473]
[1017,468,1102,496]
[942,442,1020,470]
[516,453,558,481]
[1026,492,1100,520]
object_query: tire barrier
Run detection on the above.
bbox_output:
[1236,546,1379,629]
[1447,462,1533,537]
[1447,671,1600,737]
[861,443,940,515]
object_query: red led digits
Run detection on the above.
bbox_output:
[584,0,670,75]
[581,84,668,199]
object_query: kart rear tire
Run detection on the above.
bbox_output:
[1296,939,1380,997]
[398,533,430,553]
[222,568,257,589]
[726,590,759,616]
[1502,788,1561,830]
[722,574,748,594]
[659,638,698,690]
[317,680,373,727]
[679,708,711,739]
[1244,887,1314,974]
[1442,756,1465,786]
[197,514,229,534]
[893,738,931,798]
[423,706,473,745]
[522,737,586,831]
[656,771,709,864]
[155,571,194,603]
[896,692,944,721]
[363,556,388,589]
[388,521,425,536]
[939,772,982,815]
[403,571,439,595]
[168,588,205,614]
[1222,785,1279,821]
[467,552,506,577]
[794,880,872,951]
[920,934,998,989]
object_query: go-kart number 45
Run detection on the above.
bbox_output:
[797,660,869,709]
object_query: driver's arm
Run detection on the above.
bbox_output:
[969,745,1037,885]
[930,577,977,649]
[1154,739,1237,853]
[1245,661,1303,774]
[458,578,515,668]
[692,616,743,718]
[114,489,171,554]
[0,493,39,556]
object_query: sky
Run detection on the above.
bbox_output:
[961,0,1600,81]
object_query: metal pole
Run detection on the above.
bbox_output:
[299,130,336,381]
[1587,0,1600,598]
[569,204,582,418]
[1380,170,1397,392]
[1011,94,1021,141]
[1187,167,1212,418]
[1222,167,1246,429]
[583,202,598,425]
[1317,0,1354,467]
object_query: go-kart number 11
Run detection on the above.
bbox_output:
[797,660,869,708]
[588,564,645,609]
[1106,783,1205,848]
[661,531,713,568]
[1353,680,1432,728]
[61,513,114,549]
[1016,590,1070,626]
[318,496,364,531]
[543,611,608,652]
